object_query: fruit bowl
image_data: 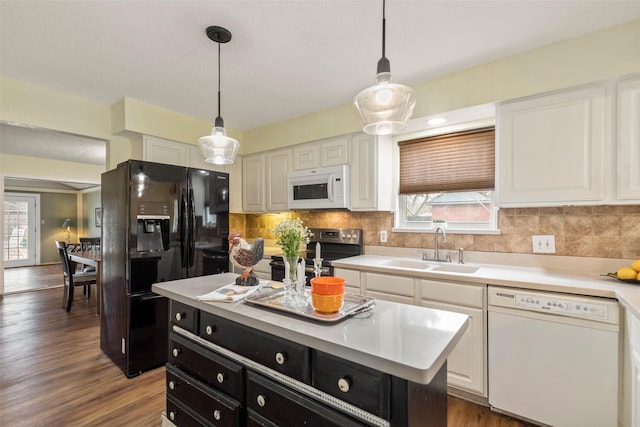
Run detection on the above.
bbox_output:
[310,276,345,295]
[605,272,640,284]
[311,292,344,313]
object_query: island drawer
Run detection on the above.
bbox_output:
[170,301,199,333]
[166,364,242,427]
[166,395,215,427]
[199,311,311,383]
[246,371,366,427]
[169,333,244,401]
[312,350,391,418]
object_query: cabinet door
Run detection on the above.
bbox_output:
[293,143,318,170]
[362,272,414,298]
[350,134,393,211]
[320,136,349,167]
[242,153,266,212]
[334,268,361,294]
[420,300,485,396]
[266,148,291,211]
[143,135,188,166]
[632,348,640,427]
[617,75,640,200]
[497,84,607,206]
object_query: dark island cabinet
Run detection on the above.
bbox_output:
[165,300,447,427]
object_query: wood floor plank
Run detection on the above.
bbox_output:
[1,266,532,427]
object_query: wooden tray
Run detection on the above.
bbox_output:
[603,272,640,284]
[244,289,376,323]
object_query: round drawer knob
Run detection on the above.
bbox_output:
[168,380,176,390]
[216,372,225,384]
[338,377,351,393]
[175,312,184,321]
[205,325,214,335]
[169,411,175,421]
[172,348,180,357]
[275,352,286,365]
[257,394,267,407]
[213,409,222,421]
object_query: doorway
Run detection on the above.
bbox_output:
[3,193,40,268]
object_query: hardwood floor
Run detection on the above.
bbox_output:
[0,266,532,426]
[4,264,63,293]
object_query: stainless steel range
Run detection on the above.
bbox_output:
[270,227,363,285]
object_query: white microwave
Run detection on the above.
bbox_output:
[287,165,350,210]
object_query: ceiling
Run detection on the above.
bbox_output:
[1,1,640,170]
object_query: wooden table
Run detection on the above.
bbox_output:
[68,251,101,315]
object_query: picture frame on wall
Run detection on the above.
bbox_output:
[95,207,102,228]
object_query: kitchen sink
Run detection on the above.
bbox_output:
[431,264,480,274]
[381,259,433,270]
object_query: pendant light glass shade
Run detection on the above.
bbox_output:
[353,72,416,135]
[198,125,239,165]
[198,26,239,165]
[353,0,416,135]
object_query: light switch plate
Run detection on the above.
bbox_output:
[379,230,388,243]
[532,235,556,254]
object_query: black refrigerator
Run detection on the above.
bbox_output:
[100,159,230,377]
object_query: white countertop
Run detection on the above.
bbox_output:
[331,254,640,319]
[152,272,469,385]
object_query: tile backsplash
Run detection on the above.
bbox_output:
[230,205,640,259]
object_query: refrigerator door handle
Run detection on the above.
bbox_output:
[188,189,195,267]
[180,189,188,268]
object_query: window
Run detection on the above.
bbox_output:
[396,127,498,233]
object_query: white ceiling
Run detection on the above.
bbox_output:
[1,0,640,168]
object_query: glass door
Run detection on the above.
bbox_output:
[3,193,39,268]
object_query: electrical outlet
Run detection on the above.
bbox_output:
[532,235,556,254]
[380,230,388,243]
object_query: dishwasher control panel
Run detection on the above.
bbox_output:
[488,286,619,325]
[515,294,609,319]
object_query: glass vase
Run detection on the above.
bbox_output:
[283,255,299,305]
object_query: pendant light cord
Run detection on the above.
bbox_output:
[215,37,223,127]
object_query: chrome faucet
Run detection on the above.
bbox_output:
[422,226,449,262]
[434,227,447,261]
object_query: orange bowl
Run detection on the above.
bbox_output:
[311,292,344,313]
[310,276,345,296]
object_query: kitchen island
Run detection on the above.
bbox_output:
[153,272,468,427]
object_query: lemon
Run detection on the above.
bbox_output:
[618,267,638,280]
[631,259,640,273]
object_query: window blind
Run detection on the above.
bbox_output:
[398,127,495,195]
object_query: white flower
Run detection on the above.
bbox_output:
[271,218,310,258]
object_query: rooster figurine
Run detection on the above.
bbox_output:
[228,232,264,286]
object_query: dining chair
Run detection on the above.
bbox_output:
[78,237,100,272]
[55,240,97,312]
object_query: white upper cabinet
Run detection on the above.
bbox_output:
[617,75,640,200]
[242,153,266,212]
[350,133,393,211]
[265,148,292,211]
[497,83,608,207]
[292,135,349,170]
[143,135,188,167]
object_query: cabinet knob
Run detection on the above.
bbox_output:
[213,409,222,421]
[168,380,176,390]
[175,312,184,322]
[337,377,351,393]
[275,352,287,365]
[205,325,215,335]
[172,348,180,358]
[216,372,225,384]
[169,411,176,421]
[257,394,267,407]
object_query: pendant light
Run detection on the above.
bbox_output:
[353,0,416,136]
[198,26,240,165]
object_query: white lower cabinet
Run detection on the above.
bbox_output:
[361,272,414,305]
[334,268,361,295]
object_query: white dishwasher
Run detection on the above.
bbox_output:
[488,286,619,427]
